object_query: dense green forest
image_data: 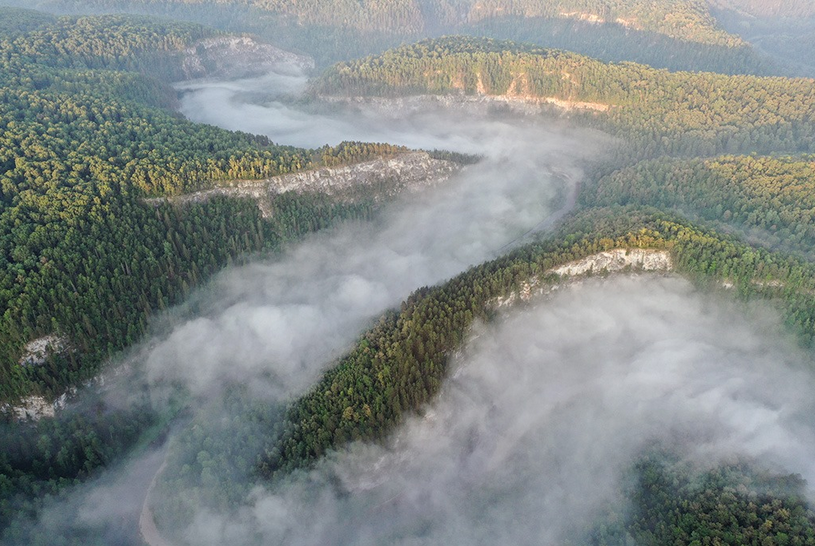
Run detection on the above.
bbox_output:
[591,453,815,545]
[314,36,815,159]
[0,12,413,405]
[581,155,815,256]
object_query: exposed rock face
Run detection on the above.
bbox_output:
[11,396,56,420]
[494,249,674,308]
[558,11,644,29]
[321,94,610,118]
[549,249,673,277]
[180,36,314,80]
[19,334,68,366]
[148,152,461,217]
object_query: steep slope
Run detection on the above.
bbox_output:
[582,155,815,257]
[314,36,815,158]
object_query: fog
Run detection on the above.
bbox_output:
[10,40,815,546]
[147,66,602,403]
[173,67,582,152]
[173,276,815,545]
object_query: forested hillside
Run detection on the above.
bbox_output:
[709,0,815,18]
[256,207,815,478]
[0,12,415,404]
[581,155,815,256]
[315,36,815,158]
[1,0,738,42]
[0,0,782,74]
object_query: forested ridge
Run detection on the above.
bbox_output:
[315,36,815,159]
[0,0,785,74]
[145,207,803,546]
[0,11,216,78]
[2,0,736,43]
[254,207,815,478]
[0,12,414,405]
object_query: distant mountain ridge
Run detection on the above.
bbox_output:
[2,0,787,74]
[708,0,815,18]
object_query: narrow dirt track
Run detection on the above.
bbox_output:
[139,458,171,546]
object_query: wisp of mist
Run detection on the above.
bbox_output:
[182,275,815,546]
[148,66,601,402]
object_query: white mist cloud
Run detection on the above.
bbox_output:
[175,275,815,546]
[147,71,604,402]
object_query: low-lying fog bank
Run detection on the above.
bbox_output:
[173,64,607,153]
[149,66,606,403]
[178,275,815,545]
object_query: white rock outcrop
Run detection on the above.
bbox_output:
[549,249,673,277]
[321,93,610,118]
[494,249,673,308]
[11,396,56,420]
[19,334,68,366]
[180,36,314,80]
[148,152,460,217]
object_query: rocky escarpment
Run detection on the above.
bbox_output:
[147,152,461,217]
[18,334,69,367]
[549,249,673,277]
[320,93,610,119]
[179,36,314,80]
[495,249,674,308]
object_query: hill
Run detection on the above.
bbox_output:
[0,11,433,404]
[708,0,815,18]
[314,36,815,159]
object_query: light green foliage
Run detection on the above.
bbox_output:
[583,155,815,256]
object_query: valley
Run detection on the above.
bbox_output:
[3,2,815,545]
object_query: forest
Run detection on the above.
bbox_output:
[0,11,417,405]
[4,1,815,545]
[314,36,815,159]
[581,155,815,256]
[0,0,788,73]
